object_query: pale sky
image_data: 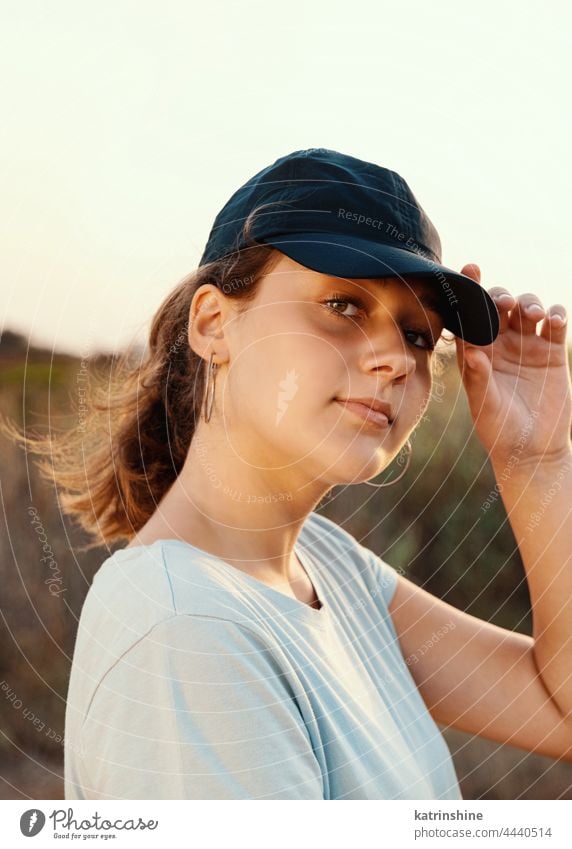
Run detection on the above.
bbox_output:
[1,0,570,356]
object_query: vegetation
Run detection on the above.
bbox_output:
[1,330,570,799]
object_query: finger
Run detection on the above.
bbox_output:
[460,263,481,283]
[458,345,499,417]
[488,287,516,334]
[508,293,546,335]
[540,304,568,344]
[455,334,488,380]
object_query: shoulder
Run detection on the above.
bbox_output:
[90,612,281,689]
[73,544,176,674]
[70,545,261,713]
[79,541,266,654]
[303,510,402,609]
[68,592,282,752]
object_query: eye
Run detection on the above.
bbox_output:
[321,294,365,320]
[323,295,435,348]
[321,294,437,350]
[404,326,436,351]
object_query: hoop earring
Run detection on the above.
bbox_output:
[363,439,412,488]
[202,351,218,423]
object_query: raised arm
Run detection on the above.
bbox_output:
[384,266,572,759]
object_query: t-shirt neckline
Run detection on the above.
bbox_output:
[116,533,329,629]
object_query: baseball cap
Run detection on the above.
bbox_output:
[199,148,499,346]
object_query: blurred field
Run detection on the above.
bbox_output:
[1,330,570,800]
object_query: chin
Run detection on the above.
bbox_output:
[318,444,394,486]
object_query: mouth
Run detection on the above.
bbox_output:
[334,399,393,429]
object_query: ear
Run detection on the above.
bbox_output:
[188,284,230,363]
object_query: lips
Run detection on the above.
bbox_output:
[335,399,392,428]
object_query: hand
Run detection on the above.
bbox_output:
[454,264,572,472]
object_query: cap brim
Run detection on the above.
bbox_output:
[262,232,499,346]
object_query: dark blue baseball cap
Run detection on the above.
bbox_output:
[199,148,499,346]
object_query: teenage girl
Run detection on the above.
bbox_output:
[14,148,572,799]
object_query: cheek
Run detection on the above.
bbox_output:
[402,372,433,428]
[226,329,344,427]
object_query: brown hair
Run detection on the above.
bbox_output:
[1,209,283,550]
[1,209,451,551]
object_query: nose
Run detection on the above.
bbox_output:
[358,320,417,383]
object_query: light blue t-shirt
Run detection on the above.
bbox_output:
[64,510,462,800]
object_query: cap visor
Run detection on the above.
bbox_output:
[263,232,499,346]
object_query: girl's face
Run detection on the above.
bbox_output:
[219,252,446,487]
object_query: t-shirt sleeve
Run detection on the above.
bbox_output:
[356,542,401,610]
[78,614,324,800]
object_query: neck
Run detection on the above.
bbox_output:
[139,419,331,581]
